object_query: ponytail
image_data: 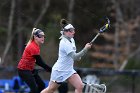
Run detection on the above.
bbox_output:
[26,28,37,46]
[60,19,68,29]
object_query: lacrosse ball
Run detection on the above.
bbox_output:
[105,24,109,28]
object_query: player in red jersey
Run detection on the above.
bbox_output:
[17,28,52,93]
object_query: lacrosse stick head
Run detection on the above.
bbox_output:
[92,83,107,93]
[100,84,107,93]
[99,17,110,33]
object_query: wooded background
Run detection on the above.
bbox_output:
[0,0,140,78]
[0,0,140,92]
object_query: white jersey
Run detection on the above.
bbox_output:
[52,37,76,71]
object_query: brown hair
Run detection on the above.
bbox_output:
[60,19,68,29]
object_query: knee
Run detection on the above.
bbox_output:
[40,89,46,93]
[48,86,57,93]
[41,88,48,93]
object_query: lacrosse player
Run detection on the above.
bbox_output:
[41,19,92,93]
[17,28,52,93]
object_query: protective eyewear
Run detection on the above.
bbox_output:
[36,34,45,38]
[68,28,75,32]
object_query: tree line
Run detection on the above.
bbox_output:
[0,0,140,70]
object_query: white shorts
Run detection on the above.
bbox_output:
[50,69,76,83]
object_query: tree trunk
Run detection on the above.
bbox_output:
[17,0,24,59]
[34,0,50,27]
[67,0,75,23]
[112,0,124,69]
[1,0,16,64]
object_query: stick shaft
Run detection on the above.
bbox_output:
[90,33,100,43]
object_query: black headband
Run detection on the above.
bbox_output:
[33,29,43,36]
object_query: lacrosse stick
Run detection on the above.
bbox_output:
[83,82,106,93]
[90,18,110,44]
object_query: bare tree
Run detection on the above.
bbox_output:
[1,0,51,65]
[67,0,75,23]
[120,16,140,70]
[34,0,50,27]
[17,0,24,59]
[1,0,16,64]
[111,0,124,69]
[16,0,50,58]
[111,0,140,70]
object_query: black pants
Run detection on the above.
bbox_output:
[58,82,68,93]
[18,69,45,93]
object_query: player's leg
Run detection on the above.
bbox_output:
[41,81,60,93]
[33,72,45,92]
[68,73,84,93]
[18,70,39,93]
